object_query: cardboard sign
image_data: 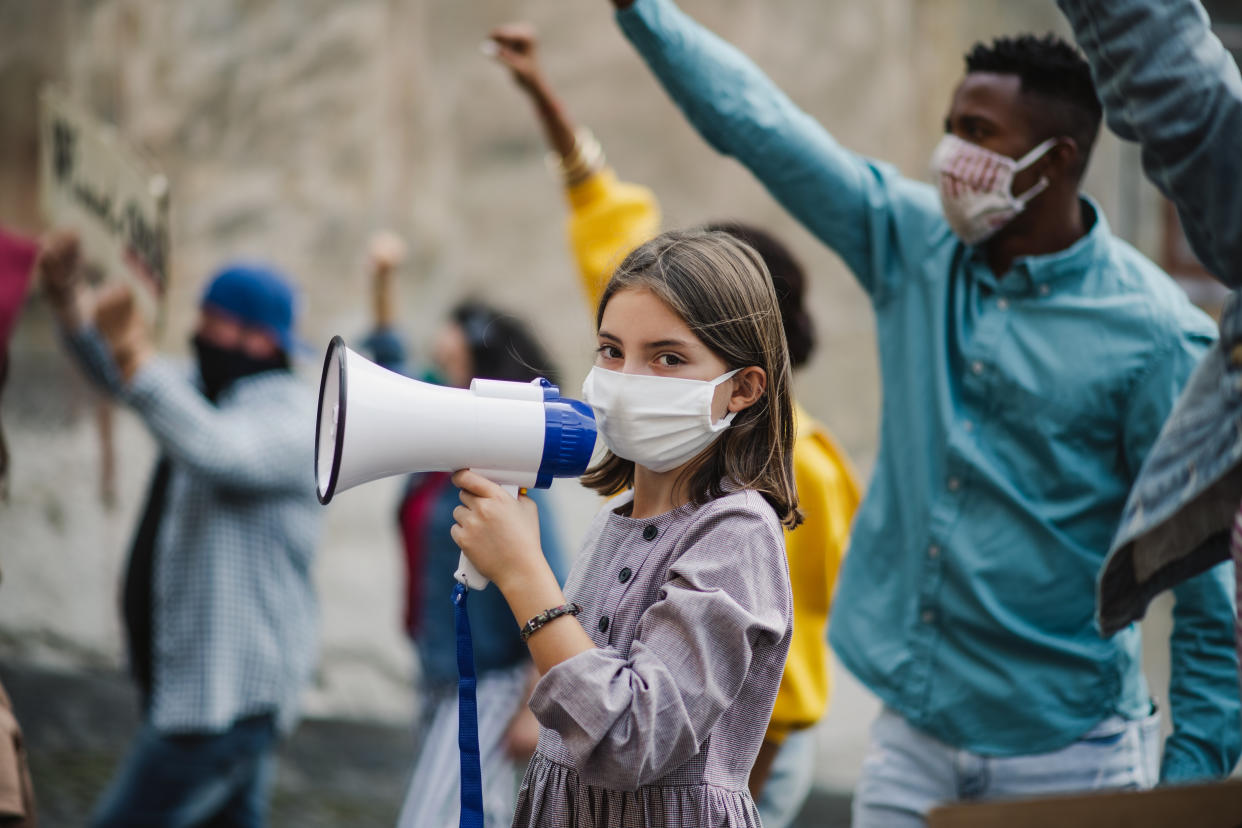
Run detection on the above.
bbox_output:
[927,778,1242,828]
[38,86,170,323]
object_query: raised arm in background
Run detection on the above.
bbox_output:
[488,23,660,305]
[1057,0,1242,284]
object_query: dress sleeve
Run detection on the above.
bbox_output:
[529,499,791,790]
[565,166,662,313]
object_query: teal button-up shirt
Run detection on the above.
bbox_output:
[619,0,1239,780]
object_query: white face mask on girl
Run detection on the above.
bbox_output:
[581,366,740,474]
[930,133,1059,246]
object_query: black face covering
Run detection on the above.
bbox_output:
[192,335,289,401]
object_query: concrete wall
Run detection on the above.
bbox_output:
[0,0,1181,789]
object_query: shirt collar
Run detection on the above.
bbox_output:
[968,196,1110,297]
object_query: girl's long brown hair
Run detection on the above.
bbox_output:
[581,229,802,529]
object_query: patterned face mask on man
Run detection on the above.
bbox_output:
[931,134,1058,245]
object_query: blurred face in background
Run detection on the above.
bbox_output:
[195,307,281,360]
[432,321,473,389]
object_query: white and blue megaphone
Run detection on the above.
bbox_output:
[315,335,597,590]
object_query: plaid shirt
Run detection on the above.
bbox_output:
[67,330,320,734]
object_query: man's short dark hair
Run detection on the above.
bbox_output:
[965,34,1102,178]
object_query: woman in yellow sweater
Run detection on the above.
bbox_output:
[488,24,861,827]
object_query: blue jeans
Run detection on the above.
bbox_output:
[91,713,277,828]
[756,727,816,828]
[852,707,1161,828]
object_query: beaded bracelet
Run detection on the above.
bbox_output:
[519,602,582,641]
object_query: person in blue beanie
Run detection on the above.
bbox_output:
[37,230,321,828]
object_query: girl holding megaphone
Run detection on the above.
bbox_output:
[451,228,798,828]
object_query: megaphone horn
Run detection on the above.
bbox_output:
[314,336,597,586]
[315,335,597,503]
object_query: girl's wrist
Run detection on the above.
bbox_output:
[499,561,565,622]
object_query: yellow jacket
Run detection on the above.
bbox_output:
[565,166,861,743]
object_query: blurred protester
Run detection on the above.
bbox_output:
[1057,0,1242,657]
[0,227,38,502]
[0,226,39,827]
[37,232,320,828]
[485,24,860,826]
[357,234,570,828]
[606,0,1239,820]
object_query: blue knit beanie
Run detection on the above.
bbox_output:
[201,263,300,353]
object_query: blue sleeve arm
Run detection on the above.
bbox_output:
[1162,561,1241,782]
[62,327,125,396]
[359,327,408,376]
[616,0,943,298]
[1057,0,1242,285]
[1117,317,1238,780]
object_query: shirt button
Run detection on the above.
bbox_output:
[598,616,610,633]
[1039,284,1051,297]
[928,544,941,559]
[962,420,974,433]
[642,525,658,541]
[921,610,936,624]
[971,361,984,375]
[996,298,1009,311]
[947,477,961,492]
[619,567,632,584]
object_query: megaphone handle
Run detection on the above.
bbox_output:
[453,483,521,591]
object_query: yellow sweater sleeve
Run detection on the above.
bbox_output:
[565,167,662,313]
[765,405,861,744]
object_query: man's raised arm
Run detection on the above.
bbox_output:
[609,0,942,298]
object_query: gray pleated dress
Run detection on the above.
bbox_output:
[512,488,793,827]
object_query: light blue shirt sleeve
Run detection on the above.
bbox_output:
[1057,0,1242,285]
[1163,564,1241,783]
[63,327,126,396]
[1121,312,1242,782]
[616,0,945,300]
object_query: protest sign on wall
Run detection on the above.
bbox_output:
[38,86,170,324]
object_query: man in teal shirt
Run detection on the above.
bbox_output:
[608,0,1240,822]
